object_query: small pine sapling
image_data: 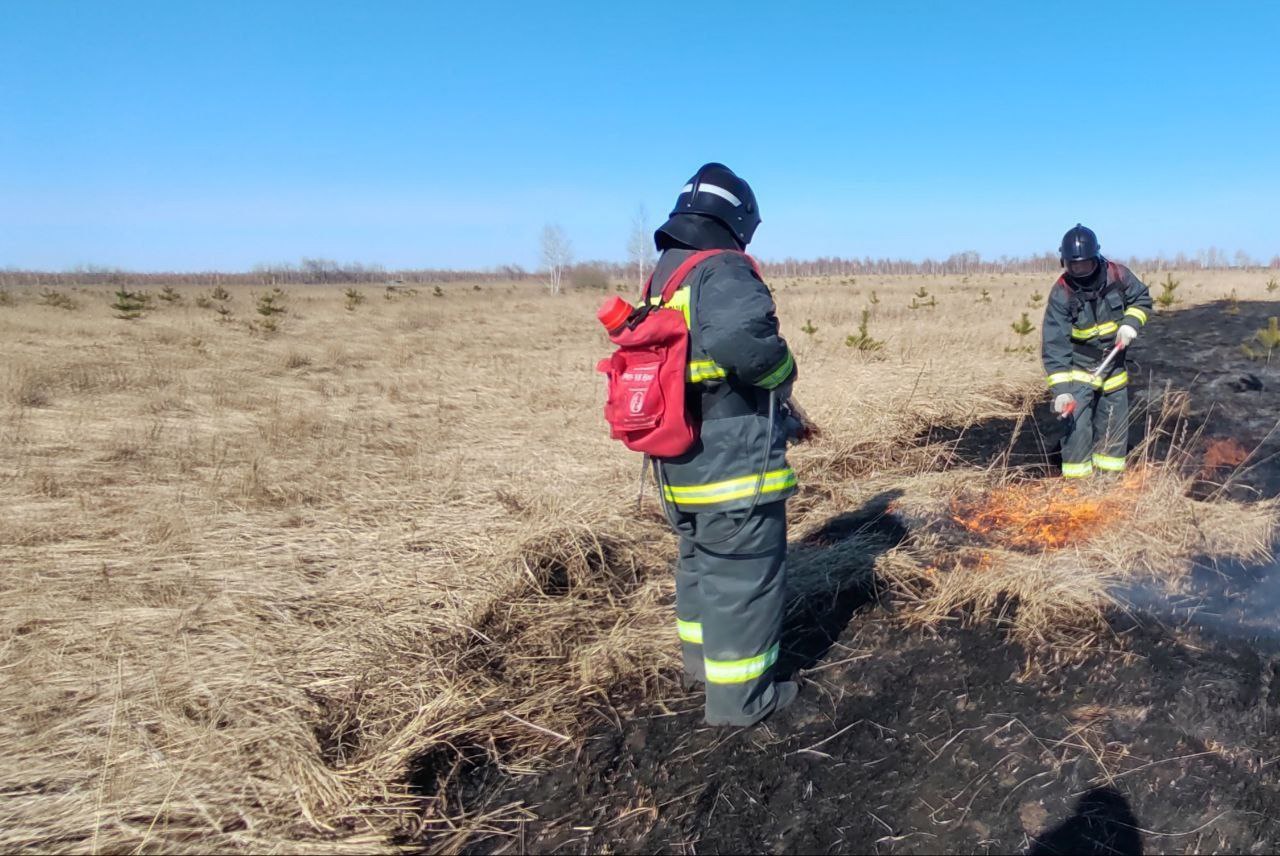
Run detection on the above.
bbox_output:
[1006,312,1036,353]
[845,308,884,352]
[1155,273,1181,308]
[1242,317,1280,361]
[111,288,147,320]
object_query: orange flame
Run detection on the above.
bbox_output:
[1203,437,1248,471]
[949,476,1142,551]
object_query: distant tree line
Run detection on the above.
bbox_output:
[3,249,1278,288]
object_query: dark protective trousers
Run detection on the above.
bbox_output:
[672,503,787,726]
[1061,387,1129,478]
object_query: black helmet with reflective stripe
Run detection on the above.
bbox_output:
[1059,223,1101,280]
[669,163,761,246]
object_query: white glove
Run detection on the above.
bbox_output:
[1117,325,1138,348]
[1053,393,1074,414]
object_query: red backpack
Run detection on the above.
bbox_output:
[596,249,732,457]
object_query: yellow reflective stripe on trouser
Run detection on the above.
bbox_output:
[756,349,795,390]
[1125,306,1149,325]
[1062,460,1094,478]
[1071,321,1119,340]
[662,468,797,505]
[688,359,728,383]
[1093,453,1127,472]
[704,643,779,685]
[677,619,703,644]
[1101,370,1128,391]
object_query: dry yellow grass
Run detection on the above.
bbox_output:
[0,270,1275,852]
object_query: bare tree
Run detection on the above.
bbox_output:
[626,204,656,286]
[540,224,572,295]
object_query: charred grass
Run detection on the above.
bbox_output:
[0,273,1276,852]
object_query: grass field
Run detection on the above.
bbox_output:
[2,270,1277,852]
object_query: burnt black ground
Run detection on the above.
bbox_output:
[425,298,1280,855]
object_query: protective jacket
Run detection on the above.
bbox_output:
[1042,259,1152,397]
[644,248,797,513]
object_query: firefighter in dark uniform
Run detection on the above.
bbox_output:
[1042,225,1153,477]
[648,163,802,726]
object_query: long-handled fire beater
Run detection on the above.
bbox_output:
[1060,341,1124,420]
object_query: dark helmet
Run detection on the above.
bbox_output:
[668,162,761,246]
[1059,223,1101,280]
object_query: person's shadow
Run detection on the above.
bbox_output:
[1029,787,1143,856]
[777,489,906,676]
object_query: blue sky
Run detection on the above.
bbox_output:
[2,0,1278,271]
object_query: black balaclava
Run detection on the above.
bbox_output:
[654,213,743,252]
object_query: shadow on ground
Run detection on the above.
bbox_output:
[779,489,906,676]
[1030,787,1143,856]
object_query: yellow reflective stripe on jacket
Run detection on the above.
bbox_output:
[756,349,795,389]
[1048,369,1128,391]
[1071,321,1119,341]
[647,284,731,384]
[1093,453,1127,472]
[662,468,797,505]
[1062,461,1094,478]
[688,360,728,383]
[704,643,779,685]
[646,284,692,327]
[677,619,703,645]
[1124,306,1149,325]
[1046,371,1075,387]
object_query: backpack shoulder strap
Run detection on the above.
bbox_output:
[636,269,657,303]
[1103,260,1126,295]
[658,249,759,304]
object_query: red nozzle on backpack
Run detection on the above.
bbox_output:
[597,295,631,334]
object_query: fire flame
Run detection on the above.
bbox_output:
[949,475,1143,551]
[1202,437,1249,471]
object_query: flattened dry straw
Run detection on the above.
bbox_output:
[0,271,1275,852]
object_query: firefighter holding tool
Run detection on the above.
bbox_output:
[1042,224,1153,478]
[596,163,812,726]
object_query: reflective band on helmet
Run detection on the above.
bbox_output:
[677,619,703,645]
[1071,321,1120,341]
[688,359,728,383]
[1093,453,1127,472]
[757,349,795,389]
[704,643,778,685]
[681,182,742,207]
[1124,306,1149,325]
[662,468,797,505]
[1063,461,1094,478]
